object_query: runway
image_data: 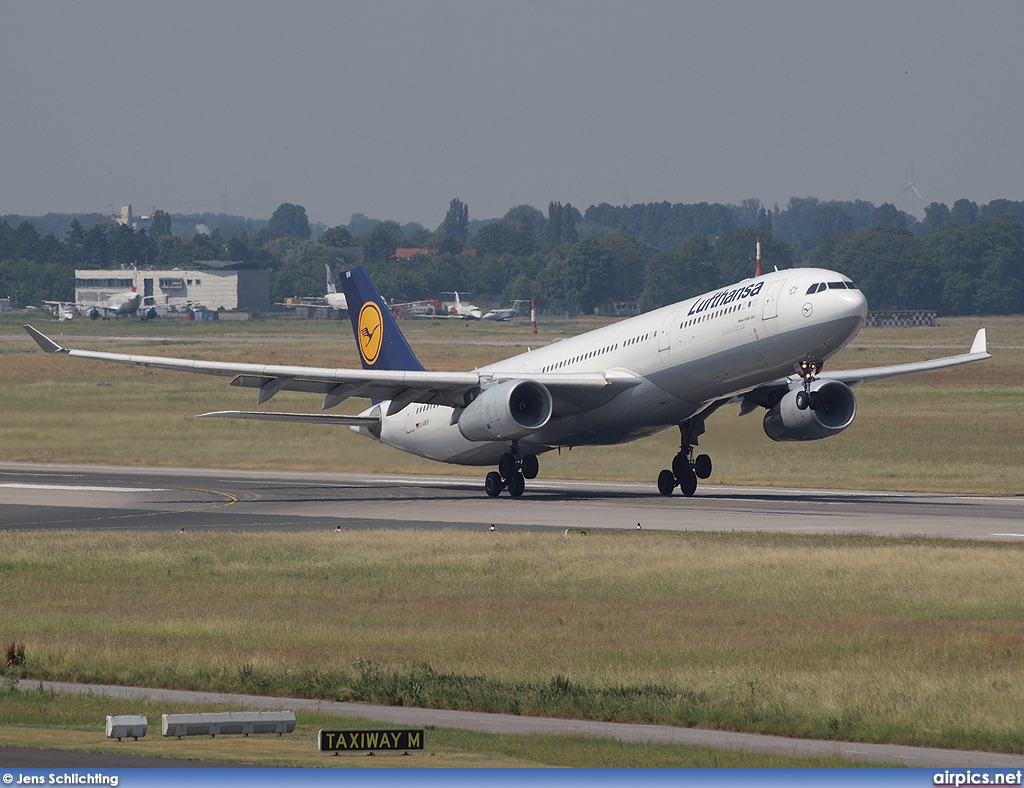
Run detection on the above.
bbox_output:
[2,461,1022,540]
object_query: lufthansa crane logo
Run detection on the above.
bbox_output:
[358,301,384,365]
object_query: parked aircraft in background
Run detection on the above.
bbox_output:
[443,292,482,320]
[25,263,989,499]
[43,287,153,320]
[483,300,528,321]
[324,265,348,311]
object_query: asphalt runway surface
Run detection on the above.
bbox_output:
[1,461,1022,540]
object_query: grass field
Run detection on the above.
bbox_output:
[2,530,1024,754]
[1,312,1023,763]
[0,686,869,767]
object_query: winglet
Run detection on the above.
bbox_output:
[23,325,66,354]
[970,328,987,355]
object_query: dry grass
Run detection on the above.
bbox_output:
[2,529,1024,749]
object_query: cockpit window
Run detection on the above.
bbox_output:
[844,280,858,290]
[827,282,848,289]
[806,284,819,295]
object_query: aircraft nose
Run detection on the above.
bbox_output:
[838,288,868,320]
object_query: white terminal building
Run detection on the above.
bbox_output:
[75,261,270,313]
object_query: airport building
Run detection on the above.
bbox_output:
[75,261,270,312]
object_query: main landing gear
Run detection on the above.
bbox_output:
[485,442,540,498]
[658,418,713,497]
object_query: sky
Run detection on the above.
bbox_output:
[2,1,1023,228]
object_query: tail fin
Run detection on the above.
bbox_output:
[325,264,337,294]
[340,266,425,371]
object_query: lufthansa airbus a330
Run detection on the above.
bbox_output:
[24,263,989,498]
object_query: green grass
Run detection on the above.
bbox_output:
[0,684,872,767]
[2,530,1023,753]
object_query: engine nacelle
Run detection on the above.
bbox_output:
[763,380,857,442]
[140,307,158,321]
[457,379,553,442]
[86,306,101,320]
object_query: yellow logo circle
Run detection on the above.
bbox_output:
[357,301,384,366]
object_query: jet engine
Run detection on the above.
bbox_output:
[140,306,158,321]
[86,306,101,320]
[457,379,553,442]
[762,380,857,442]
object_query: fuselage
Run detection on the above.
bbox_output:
[356,268,868,466]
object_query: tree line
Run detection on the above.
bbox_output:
[2,196,1023,316]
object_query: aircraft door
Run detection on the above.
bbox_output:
[761,279,786,320]
[659,310,678,352]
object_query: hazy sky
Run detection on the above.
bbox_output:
[2,1,1022,228]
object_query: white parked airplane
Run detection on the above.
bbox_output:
[483,300,528,321]
[324,264,348,311]
[443,292,483,320]
[24,265,989,498]
[43,288,149,320]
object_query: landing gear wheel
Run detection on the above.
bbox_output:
[795,390,809,410]
[694,454,712,479]
[657,469,676,496]
[498,452,517,479]
[521,454,539,480]
[671,452,690,482]
[507,472,526,497]
[808,391,819,411]
[485,471,504,498]
[678,468,698,497]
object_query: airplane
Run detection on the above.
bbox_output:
[324,264,348,311]
[483,300,528,321]
[23,264,989,499]
[43,288,152,320]
[443,292,483,320]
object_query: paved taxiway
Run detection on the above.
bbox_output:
[1,461,1022,539]
[10,680,1024,768]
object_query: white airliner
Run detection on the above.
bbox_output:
[483,300,528,321]
[444,292,483,320]
[43,288,148,320]
[24,265,989,498]
[324,264,348,311]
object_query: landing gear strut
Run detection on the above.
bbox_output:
[794,359,823,411]
[658,417,713,497]
[485,441,540,498]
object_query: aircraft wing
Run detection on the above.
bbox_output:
[198,411,380,426]
[737,329,990,411]
[23,325,638,417]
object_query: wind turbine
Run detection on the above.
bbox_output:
[895,166,925,217]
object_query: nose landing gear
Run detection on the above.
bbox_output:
[794,359,823,411]
[484,442,540,498]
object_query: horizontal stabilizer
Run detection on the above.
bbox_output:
[198,410,380,427]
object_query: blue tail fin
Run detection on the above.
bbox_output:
[340,266,425,372]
